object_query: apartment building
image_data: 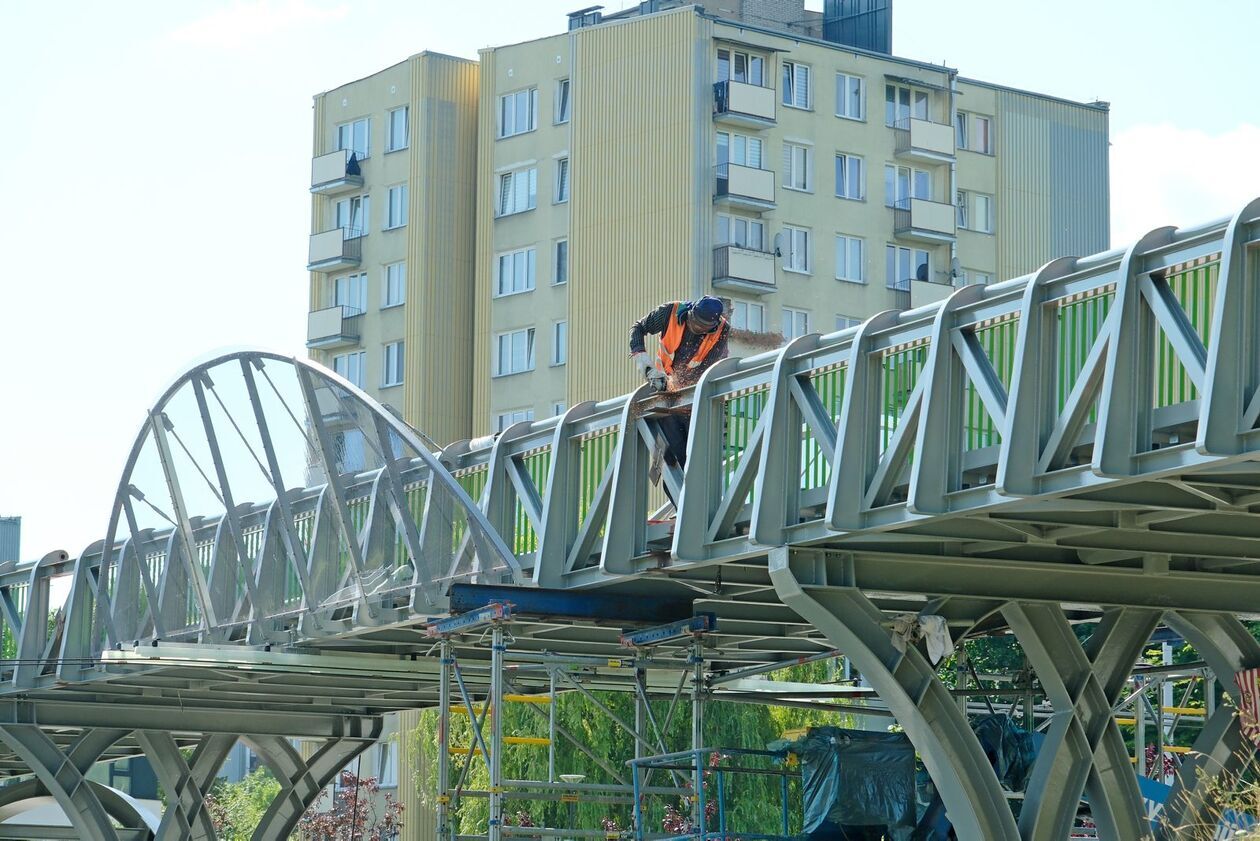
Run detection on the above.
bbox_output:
[308,2,1108,442]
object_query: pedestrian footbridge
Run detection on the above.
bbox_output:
[4,200,1260,839]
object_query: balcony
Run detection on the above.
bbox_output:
[310,149,364,196]
[713,245,776,295]
[714,163,775,211]
[713,80,776,128]
[307,228,363,272]
[893,199,956,244]
[893,118,956,165]
[306,305,364,350]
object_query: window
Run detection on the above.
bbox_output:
[497,167,538,217]
[717,48,765,85]
[554,239,568,285]
[834,235,864,282]
[716,131,764,168]
[495,247,536,297]
[835,73,864,120]
[332,351,366,388]
[377,740,398,788]
[716,214,766,250]
[884,164,931,207]
[495,408,535,432]
[782,307,810,340]
[498,88,539,138]
[973,193,994,233]
[958,269,992,287]
[551,321,568,366]
[555,157,569,203]
[783,143,811,191]
[782,61,811,109]
[730,300,765,332]
[973,116,993,153]
[386,107,408,152]
[334,195,369,238]
[552,401,567,416]
[336,117,370,159]
[494,328,536,376]
[836,314,862,331]
[386,184,408,229]
[834,152,864,200]
[783,225,810,273]
[383,341,404,387]
[884,84,930,126]
[383,262,405,307]
[334,273,367,313]
[954,111,968,150]
[956,190,970,228]
[555,78,571,123]
[886,245,931,290]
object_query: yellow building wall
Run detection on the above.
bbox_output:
[569,8,703,406]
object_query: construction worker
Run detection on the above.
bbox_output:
[629,296,730,472]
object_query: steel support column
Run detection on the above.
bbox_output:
[136,731,235,841]
[248,733,377,841]
[1003,603,1160,840]
[768,547,1019,840]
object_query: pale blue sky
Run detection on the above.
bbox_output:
[1,0,1257,560]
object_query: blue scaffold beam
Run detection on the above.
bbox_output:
[620,613,716,648]
[426,602,511,637]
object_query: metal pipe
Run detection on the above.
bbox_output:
[438,639,452,841]
[489,624,505,841]
[547,670,556,784]
[707,649,840,686]
[504,677,629,785]
[691,639,704,832]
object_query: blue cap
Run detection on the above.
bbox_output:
[690,296,724,329]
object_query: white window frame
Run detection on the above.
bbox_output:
[382,262,405,308]
[493,328,536,377]
[555,78,571,124]
[334,195,369,238]
[553,239,568,285]
[497,167,538,217]
[551,320,568,366]
[716,131,764,169]
[382,341,404,387]
[782,307,810,340]
[884,83,931,127]
[834,234,865,283]
[377,739,398,788]
[886,244,931,290]
[385,184,408,229]
[717,48,766,85]
[336,117,370,159]
[716,214,766,251]
[954,111,968,150]
[834,152,864,200]
[332,351,366,389]
[495,247,537,298]
[334,273,368,314]
[495,408,535,433]
[730,300,765,333]
[555,157,569,203]
[835,314,862,331]
[781,60,811,109]
[884,164,932,207]
[386,106,408,152]
[551,401,567,417]
[973,193,994,233]
[973,114,993,154]
[783,225,810,274]
[783,142,812,192]
[498,88,539,139]
[835,73,865,120]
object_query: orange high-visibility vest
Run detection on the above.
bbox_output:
[657,303,728,375]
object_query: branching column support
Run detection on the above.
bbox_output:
[768,548,1019,840]
[1159,611,1260,839]
[136,731,235,841]
[1003,603,1160,841]
[248,733,377,841]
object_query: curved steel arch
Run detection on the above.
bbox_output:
[61,350,518,663]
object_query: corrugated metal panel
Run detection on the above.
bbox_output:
[0,518,19,564]
[569,9,703,405]
[395,709,433,841]
[406,54,480,445]
[995,91,1109,281]
[471,48,498,435]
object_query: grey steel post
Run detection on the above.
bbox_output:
[1134,677,1146,777]
[489,624,505,841]
[438,639,452,841]
[635,663,647,764]
[956,646,969,716]
[548,670,557,784]
[690,638,704,830]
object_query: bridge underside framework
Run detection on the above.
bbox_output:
[2,201,1259,839]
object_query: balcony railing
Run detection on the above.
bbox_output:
[713,244,776,295]
[714,163,775,210]
[713,80,776,126]
[310,149,365,196]
[892,198,956,244]
[306,305,364,350]
[307,227,363,272]
[893,117,956,163]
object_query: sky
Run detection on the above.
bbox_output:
[1,0,1258,561]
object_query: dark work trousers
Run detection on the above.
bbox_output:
[659,413,691,469]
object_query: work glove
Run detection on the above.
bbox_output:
[646,369,667,393]
[632,351,667,392]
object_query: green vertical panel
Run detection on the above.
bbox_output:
[1153,261,1218,410]
[880,344,926,455]
[963,316,1019,452]
[798,366,845,493]
[1055,290,1114,424]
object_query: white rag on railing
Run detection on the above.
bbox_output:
[890,612,954,665]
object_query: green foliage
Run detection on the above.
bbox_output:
[204,767,281,841]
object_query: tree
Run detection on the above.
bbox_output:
[204,767,281,841]
[295,769,403,841]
